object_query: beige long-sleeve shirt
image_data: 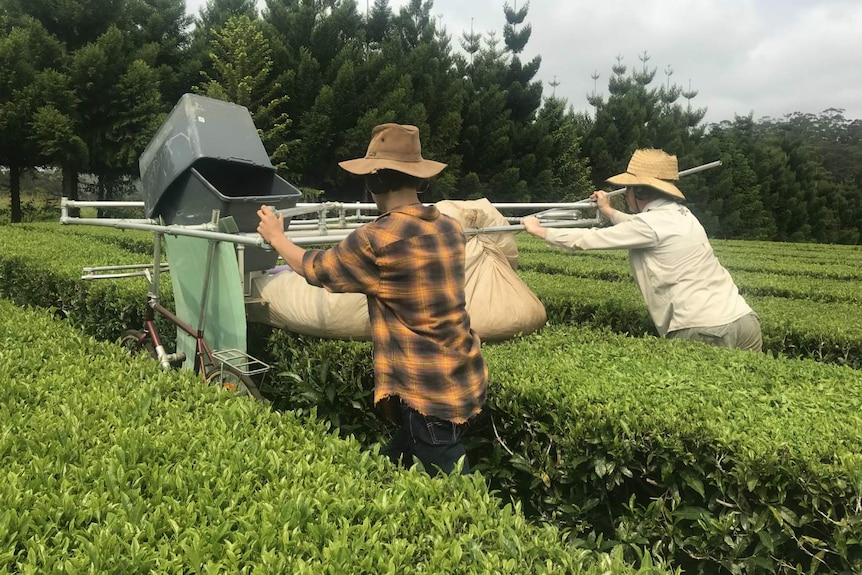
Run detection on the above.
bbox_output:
[544,198,753,336]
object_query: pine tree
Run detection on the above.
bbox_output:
[0,16,76,221]
[366,0,393,46]
[69,26,163,205]
[262,0,368,192]
[585,52,706,187]
[691,129,773,240]
[501,1,541,123]
[5,0,173,208]
[534,96,592,201]
[2,0,125,51]
[198,14,299,178]
[126,0,195,105]
[196,0,258,33]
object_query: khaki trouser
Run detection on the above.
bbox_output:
[667,312,762,352]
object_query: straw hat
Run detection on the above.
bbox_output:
[606,149,685,200]
[338,123,447,178]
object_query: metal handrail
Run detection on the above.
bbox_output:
[59,158,722,250]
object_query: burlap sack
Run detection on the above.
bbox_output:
[251,267,372,340]
[435,199,546,340]
[251,199,546,341]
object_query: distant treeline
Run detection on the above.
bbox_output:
[1,0,860,243]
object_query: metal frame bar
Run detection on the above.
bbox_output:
[60,158,722,272]
[61,159,721,237]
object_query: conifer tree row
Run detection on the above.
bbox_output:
[1,0,859,243]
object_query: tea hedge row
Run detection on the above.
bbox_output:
[23,221,157,255]
[4,224,857,365]
[0,298,669,575]
[729,271,861,304]
[750,295,862,367]
[713,239,862,278]
[520,269,862,369]
[3,222,860,371]
[0,223,172,344]
[483,326,862,574]
[517,240,862,301]
[260,324,862,574]
[517,234,862,281]
[518,267,862,369]
[4,223,860,572]
[517,271,654,335]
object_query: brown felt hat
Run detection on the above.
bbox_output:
[338,123,447,178]
[606,148,685,200]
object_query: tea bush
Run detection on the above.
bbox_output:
[0,299,670,574]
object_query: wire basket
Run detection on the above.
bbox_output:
[212,348,270,376]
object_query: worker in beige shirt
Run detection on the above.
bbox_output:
[522,148,762,351]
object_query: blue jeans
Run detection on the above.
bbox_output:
[380,403,471,476]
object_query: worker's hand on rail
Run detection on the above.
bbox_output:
[256,205,285,245]
[591,190,611,210]
[520,216,547,239]
[257,205,307,276]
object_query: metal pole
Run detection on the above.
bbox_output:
[83,263,168,272]
[196,210,221,335]
[151,231,163,305]
[285,218,602,246]
[61,217,267,247]
[61,199,146,209]
[236,244,247,296]
[59,158,724,253]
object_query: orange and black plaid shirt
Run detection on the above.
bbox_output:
[302,203,488,423]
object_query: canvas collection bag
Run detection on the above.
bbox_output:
[250,199,546,341]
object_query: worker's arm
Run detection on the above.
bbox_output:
[522,193,658,251]
[256,206,306,277]
[521,190,632,239]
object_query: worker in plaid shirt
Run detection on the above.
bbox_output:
[257,123,488,475]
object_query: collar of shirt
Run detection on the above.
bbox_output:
[642,197,691,218]
[378,203,438,222]
[642,197,679,212]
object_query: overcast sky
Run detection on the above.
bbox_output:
[185,0,862,124]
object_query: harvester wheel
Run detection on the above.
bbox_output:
[119,329,157,360]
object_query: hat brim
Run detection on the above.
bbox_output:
[338,158,447,178]
[606,172,685,200]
